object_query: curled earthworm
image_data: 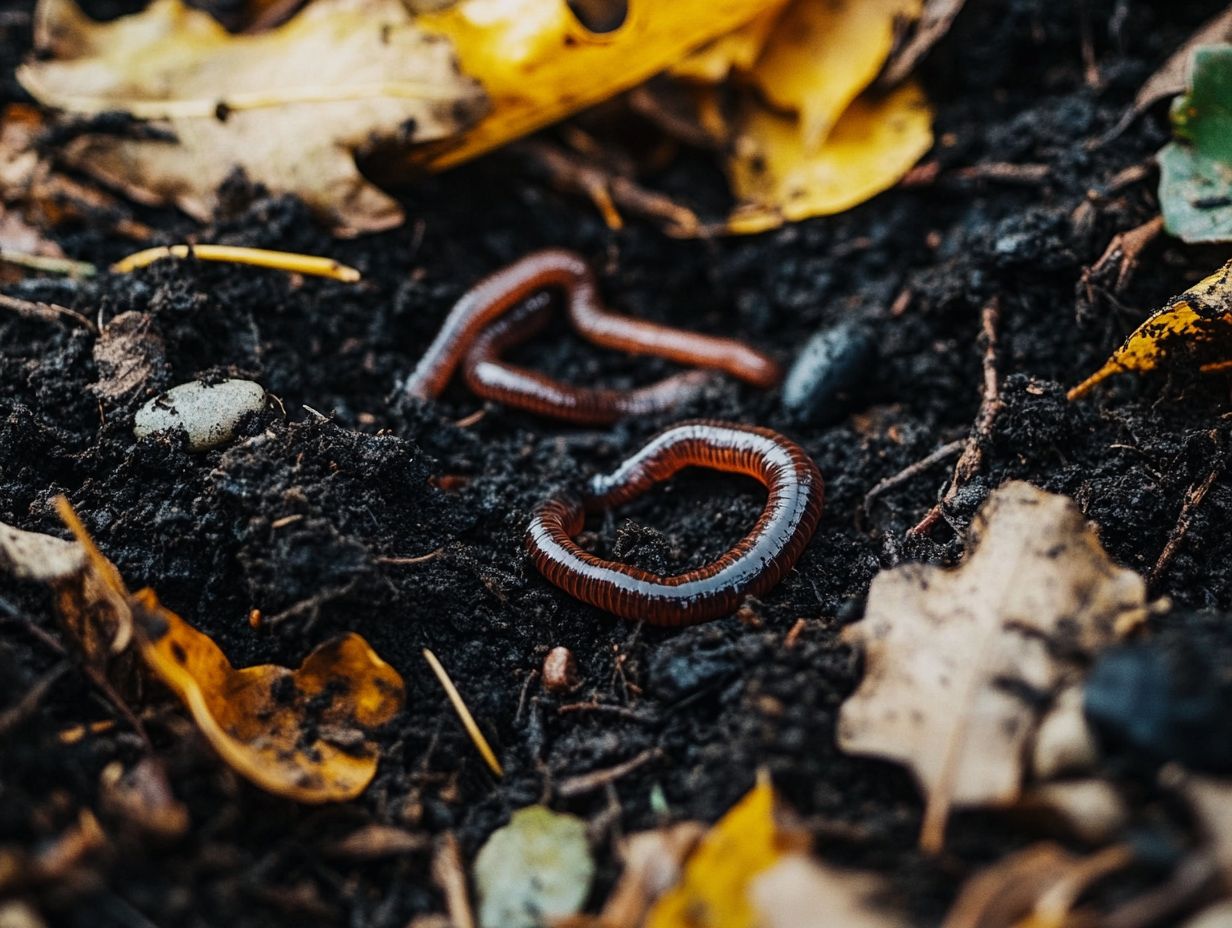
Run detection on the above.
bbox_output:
[463,296,714,424]
[525,420,824,626]
[402,249,781,422]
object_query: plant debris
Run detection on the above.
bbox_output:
[18,0,487,234]
[838,481,1148,852]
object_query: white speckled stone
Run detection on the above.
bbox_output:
[134,379,266,452]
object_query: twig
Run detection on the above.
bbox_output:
[377,547,445,566]
[0,661,69,737]
[1151,445,1223,585]
[557,748,662,798]
[863,438,965,517]
[519,139,701,236]
[558,701,653,723]
[0,293,99,334]
[1080,215,1164,304]
[423,648,504,778]
[112,244,361,282]
[910,299,1002,535]
[431,833,475,928]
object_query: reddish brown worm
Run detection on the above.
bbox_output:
[402,249,781,420]
[463,297,715,424]
[525,420,824,626]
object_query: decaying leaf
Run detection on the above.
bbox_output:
[473,805,594,928]
[0,511,405,803]
[669,6,787,84]
[943,843,1134,928]
[1182,775,1232,878]
[749,854,906,928]
[134,588,404,803]
[646,778,805,928]
[838,482,1147,852]
[1069,262,1232,400]
[18,0,487,235]
[412,0,781,171]
[749,0,921,149]
[728,82,932,233]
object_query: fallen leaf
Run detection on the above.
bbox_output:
[412,0,780,170]
[1069,262,1232,399]
[133,587,404,803]
[727,82,933,233]
[1018,780,1128,845]
[18,0,486,235]
[943,843,1134,928]
[0,511,405,803]
[473,805,594,928]
[646,778,805,928]
[749,0,921,149]
[749,854,907,928]
[99,758,189,840]
[90,311,169,403]
[879,0,968,87]
[838,482,1147,852]
[669,6,787,84]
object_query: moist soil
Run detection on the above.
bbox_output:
[4,1,1232,926]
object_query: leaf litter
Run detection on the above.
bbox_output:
[0,506,405,803]
[838,481,1148,852]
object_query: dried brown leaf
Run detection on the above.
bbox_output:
[1133,5,1232,117]
[18,0,486,235]
[838,482,1147,852]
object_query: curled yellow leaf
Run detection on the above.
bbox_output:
[750,0,922,149]
[727,82,933,234]
[134,588,404,803]
[647,778,799,928]
[414,0,782,170]
[1070,262,1232,400]
[669,5,787,84]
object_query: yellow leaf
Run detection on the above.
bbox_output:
[133,588,404,803]
[646,778,794,928]
[727,82,933,234]
[669,5,788,84]
[1069,261,1232,400]
[750,0,922,150]
[18,0,486,235]
[414,0,782,170]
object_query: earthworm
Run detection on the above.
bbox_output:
[525,420,824,626]
[402,249,781,415]
[462,297,715,425]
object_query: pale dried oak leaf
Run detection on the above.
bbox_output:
[838,481,1147,847]
[17,0,487,235]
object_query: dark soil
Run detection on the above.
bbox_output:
[4,1,1232,926]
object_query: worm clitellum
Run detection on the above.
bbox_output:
[525,420,824,626]
[403,249,780,423]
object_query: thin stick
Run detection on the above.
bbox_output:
[112,245,361,282]
[432,832,475,928]
[422,648,504,778]
[1152,447,1223,585]
[0,293,99,334]
[376,547,444,566]
[863,438,965,516]
[910,299,1002,535]
[0,661,69,737]
[557,748,661,798]
[0,250,97,277]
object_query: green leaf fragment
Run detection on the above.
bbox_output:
[1159,142,1232,243]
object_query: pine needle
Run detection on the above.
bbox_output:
[112,244,361,282]
[422,647,504,778]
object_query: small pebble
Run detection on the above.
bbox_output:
[134,379,266,452]
[542,646,579,694]
[780,320,876,424]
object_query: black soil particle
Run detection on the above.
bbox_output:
[5,1,1232,926]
